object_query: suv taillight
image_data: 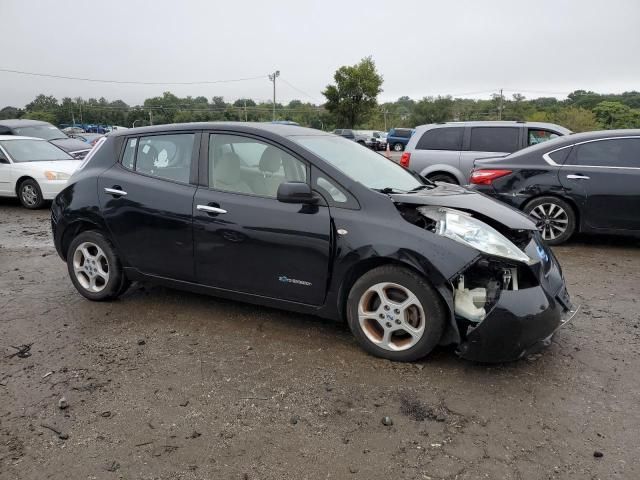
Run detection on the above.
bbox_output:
[399,152,411,168]
[469,169,512,185]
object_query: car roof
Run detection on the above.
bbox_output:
[414,120,572,134]
[0,119,51,127]
[0,135,44,141]
[108,122,328,138]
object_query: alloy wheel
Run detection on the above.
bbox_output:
[357,282,426,351]
[529,202,569,241]
[72,242,110,293]
[21,184,38,206]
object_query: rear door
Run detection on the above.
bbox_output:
[193,132,332,305]
[560,137,640,231]
[460,126,521,181]
[98,132,199,280]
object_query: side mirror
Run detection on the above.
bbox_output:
[277,181,318,204]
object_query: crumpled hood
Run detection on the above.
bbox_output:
[50,137,91,154]
[390,183,537,230]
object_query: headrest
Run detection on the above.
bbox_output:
[259,146,282,174]
[216,152,241,184]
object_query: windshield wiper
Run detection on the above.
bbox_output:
[375,187,408,194]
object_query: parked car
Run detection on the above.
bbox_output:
[400,121,571,184]
[0,120,91,159]
[333,129,375,148]
[354,130,378,148]
[0,136,82,208]
[51,122,574,363]
[387,128,415,152]
[333,128,355,140]
[373,131,388,150]
[469,129,640,245]
[70,133,104,146]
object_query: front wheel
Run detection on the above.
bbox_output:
[393,143,404,152]
[18,179,45,209]
[524,196,576,245]
[346,265,445,362]
[67,231,129,301]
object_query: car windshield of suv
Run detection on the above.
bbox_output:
[12,125,68,141]
[0,139,74,162]
[291,135,422,192]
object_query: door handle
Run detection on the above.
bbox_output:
[104,187,128,196]
[566,174,590,180]
[197,205,227,214]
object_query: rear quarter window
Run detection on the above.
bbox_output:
[415,127,463,151]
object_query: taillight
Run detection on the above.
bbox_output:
[469,169,512,185]
[399,152,411,167]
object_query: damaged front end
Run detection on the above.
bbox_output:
[395,192,575,362]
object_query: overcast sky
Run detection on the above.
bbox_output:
[1,0,639,108]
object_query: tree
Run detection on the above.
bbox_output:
[22,111,57,123]
[593,101,640,129]
[25,94,58,113]
[409,96,454,126]
[322,56,383,128]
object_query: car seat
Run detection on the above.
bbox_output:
[214,152,253,194]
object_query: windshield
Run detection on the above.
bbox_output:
[12,125,68,141]
[291,135,422,191]
[0,139,74,162]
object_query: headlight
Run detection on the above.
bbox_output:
[418,207,531,264]
[44,171,71,181]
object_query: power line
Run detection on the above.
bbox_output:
[280,78,321,103]
[0,67,267,86]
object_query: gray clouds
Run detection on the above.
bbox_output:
[1,0,638,107]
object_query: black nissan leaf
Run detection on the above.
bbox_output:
[51,123,575,362]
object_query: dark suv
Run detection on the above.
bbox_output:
[387,128,414,152]
[51,122,574,363]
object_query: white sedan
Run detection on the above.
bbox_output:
[0,135,83,209]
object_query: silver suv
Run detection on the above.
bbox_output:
[400,121,572,184]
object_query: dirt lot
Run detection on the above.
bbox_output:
[1,198,639,480]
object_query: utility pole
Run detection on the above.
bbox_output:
[149,110,153,126]
[383,109,388,131]
[268,70,280,121]
[243,100,248,122]
[498,88,504,120]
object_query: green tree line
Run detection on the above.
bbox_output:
[1,57,639,133]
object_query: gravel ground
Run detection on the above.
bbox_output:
[1,198,639,480]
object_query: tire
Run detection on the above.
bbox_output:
[66,231,129,301]
[18,179,45,209]
[523,196,576,245]
[393,143,404,152]
[428,173,458,185]
[346,265,446,362]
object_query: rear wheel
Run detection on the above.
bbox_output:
[346,265,445,362]
[18,179,44,209]
[428,173,458,184]
[393,143,404,152]
[67,231,129,301]
[524,196,576,245]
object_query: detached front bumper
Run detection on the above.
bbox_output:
[455,236,574,363]
[457,285,575,362]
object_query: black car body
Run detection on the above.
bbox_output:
[470,129,640,244]
[51,123,574,362]
[0,119,91,159]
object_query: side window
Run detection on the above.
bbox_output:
[122,138,137,170]
[528,129,559,146]
[574,138,640,168]
[209,134,307,197]
[415,127,463,151]
[548,147,571,165]
[470,127,519,153]
[134,134,194,183]
[316,176,348,203]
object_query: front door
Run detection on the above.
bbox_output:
[560,137,640,231]
[98,132,199,280]
[193,132,331,305]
